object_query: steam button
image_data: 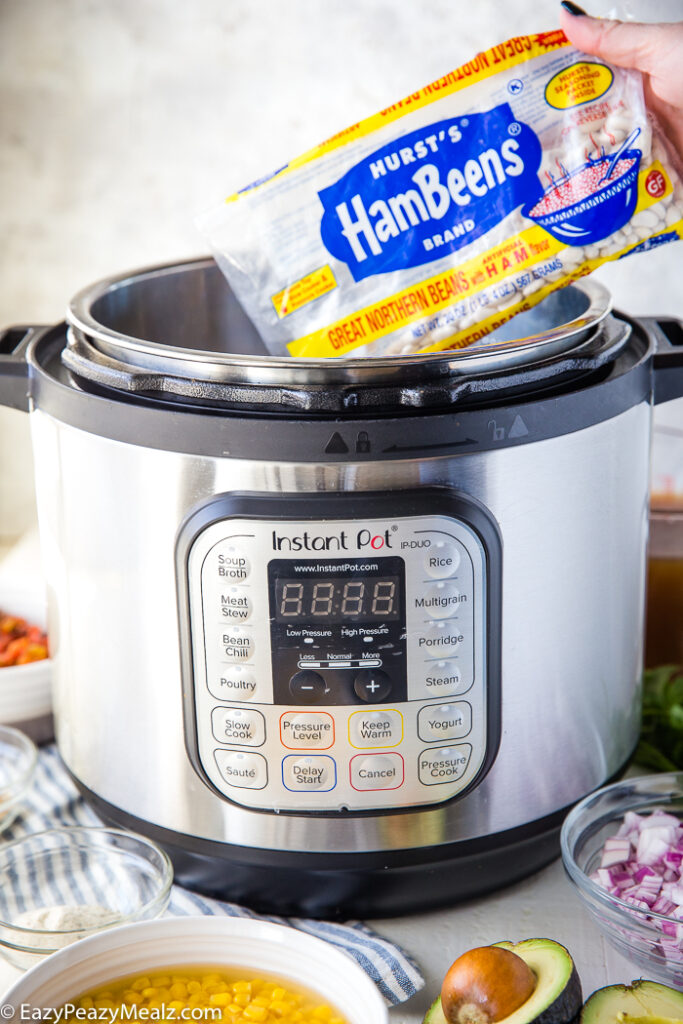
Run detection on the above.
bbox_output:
[289,670,327,703]
[353,669,392,703]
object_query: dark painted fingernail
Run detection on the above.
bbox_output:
[561,1,587,14]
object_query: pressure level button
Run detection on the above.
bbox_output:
[354,668,392,702]
[289,670,327,703]
[423,539,461,579]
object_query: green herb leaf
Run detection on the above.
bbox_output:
[635,666,683,771]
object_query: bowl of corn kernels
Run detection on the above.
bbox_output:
[0,583,52,744]
[1,916,389,1024]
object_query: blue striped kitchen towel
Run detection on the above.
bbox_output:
[3,745,424,1006]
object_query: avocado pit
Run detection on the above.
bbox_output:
[441,946,537,1024]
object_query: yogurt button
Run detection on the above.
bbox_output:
[417,581,464,620]
[423,539,461,579]
[418,702,472,742]
[350,753,404,791]
[214,750,267,789]
[282,755,336,792]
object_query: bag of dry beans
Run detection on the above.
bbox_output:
[198,28,683,359]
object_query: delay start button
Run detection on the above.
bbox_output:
[350,753,404,791]
[418,744,472,786]
[282,755,336,792]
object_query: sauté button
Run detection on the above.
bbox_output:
[349,709,403,748]
[218,587,252,623]
[215,545,251,582]
[207,668,258,702]
[289,670,327,703]
[212,707,265,747]
[214,750,267,789]
[418,702,472,742]
[350,753,404,790]
[354,668,392,702]
[418,744,472,786]
[280,712,334,749]
[423,539,461,579]
[282,755,336,792]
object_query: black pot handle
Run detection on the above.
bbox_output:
[646,316,683,406]
[0,325,44,412]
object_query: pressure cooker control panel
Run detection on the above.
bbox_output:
[177,490,501,814]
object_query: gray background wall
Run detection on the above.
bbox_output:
[2,0,682,536]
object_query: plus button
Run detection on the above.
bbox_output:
[354,669,392,703]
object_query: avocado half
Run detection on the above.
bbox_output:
[580,980,683,1024]
[423,938,582,1024]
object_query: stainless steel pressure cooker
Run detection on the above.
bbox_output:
[2,258,682,918]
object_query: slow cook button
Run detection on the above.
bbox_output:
[214,545,251,582]
[415,581,464,620]
[212,706,265,747]
[348,709,403,748]
[423,539,461,579]
[207,668,258,702]
[214,750,267,790]
[218,587,252,623]
[219,627,254,662]
[282,755,336,792]
[417,702,472,742]
[280,712,335,749]
[350,753,404,791]
[418,744,472,786]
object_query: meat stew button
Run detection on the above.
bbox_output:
[418,744,472,786]
[214,750,267,789]
[350,753,404,791]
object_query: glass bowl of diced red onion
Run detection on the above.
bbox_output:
[561,772,683,987]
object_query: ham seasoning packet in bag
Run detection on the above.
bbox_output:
[197,29,683,360]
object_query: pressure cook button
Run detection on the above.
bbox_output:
[417,702,472,742]
[418,744,472,786]
[219,587,252,623]
[417,581,464,620]
[215,546,251,582]
[207,668,258,702]
[289,670,327,703]
[423,539,461,579]
[214,750,267,790]
[353,668,392,702]
[212,707,265,747]
[220,627,254,662]
[349,709,403,748]
[350,753,404,791]
[280,712,334,749]
[282,755,336,792]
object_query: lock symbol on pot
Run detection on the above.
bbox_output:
[356,431,371,453]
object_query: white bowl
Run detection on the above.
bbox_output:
[0,583,52,743]
[2,916,389,1023]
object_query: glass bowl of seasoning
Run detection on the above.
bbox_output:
[0,724,38,833]
[0,827,173,967]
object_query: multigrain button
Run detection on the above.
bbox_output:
[220,627,254,662]
[418,702,472,742]
[280,712,334,749]
[212,706,265,747]
[218,587,252,623]
[207,668,259,702]
[418,744,472,786]
[416,581,464,620]
[350,753,404,791]
[353,668,392,702]
[215,545,251,582]
[289,670,327,703]
[282,755,336,792]
[349,709,403,748]
[214,750,267,789]
[423,539,461,579]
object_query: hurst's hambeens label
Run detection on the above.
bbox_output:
[199,31,683,360]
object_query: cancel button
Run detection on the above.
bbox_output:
[350,753,404,791]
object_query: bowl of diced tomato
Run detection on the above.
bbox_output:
[0,585,52,744]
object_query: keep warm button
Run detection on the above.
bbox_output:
[418,744,472,786]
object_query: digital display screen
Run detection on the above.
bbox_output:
[274,576,401,623]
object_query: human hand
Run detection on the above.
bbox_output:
[560,3,683,169]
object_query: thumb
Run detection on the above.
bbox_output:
[559,10,668,75]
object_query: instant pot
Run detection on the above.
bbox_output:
[2,258,682,918]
